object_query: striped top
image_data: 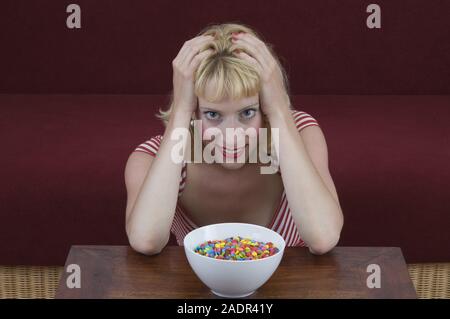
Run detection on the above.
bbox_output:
[133,109,320,247]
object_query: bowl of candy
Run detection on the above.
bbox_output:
[183,222,286,298]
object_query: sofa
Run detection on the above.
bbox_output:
[1,94,449,265]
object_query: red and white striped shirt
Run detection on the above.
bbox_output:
[133,110,320,247]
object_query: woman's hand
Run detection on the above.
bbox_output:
[231,32,290,119]
[171,35,215,119]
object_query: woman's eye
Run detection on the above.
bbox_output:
[204,111,220,120]
[241,109,256,119]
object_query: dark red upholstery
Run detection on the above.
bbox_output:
[1,0,449,95]
[1,0,449,265]
[1,94,449,265]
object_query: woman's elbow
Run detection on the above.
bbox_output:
[309,244,334,255]
[309,211,344,255]
[308,232,341,255]
[128,233,164,256]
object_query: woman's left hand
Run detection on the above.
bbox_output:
[231,32,290,119]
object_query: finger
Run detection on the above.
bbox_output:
[233,50,263,74]
[176,35,213,61]
[230,42,264,71]
[231,38,267,69]
[180,35,215,67]
[238,33,274,63]
[187,48,215,73]
[232,34,272,69]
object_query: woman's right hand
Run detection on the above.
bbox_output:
[171,35,215,118]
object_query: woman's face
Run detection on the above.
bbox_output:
[195,93,264,170]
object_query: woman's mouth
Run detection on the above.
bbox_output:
[221,146,246,159]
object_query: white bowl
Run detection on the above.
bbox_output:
[183,222,286,298]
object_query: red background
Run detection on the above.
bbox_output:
[0,1,449,265]
[0,0,449,94]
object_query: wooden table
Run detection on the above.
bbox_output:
[56,245,416,299]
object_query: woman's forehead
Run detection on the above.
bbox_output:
[198,95,259,112]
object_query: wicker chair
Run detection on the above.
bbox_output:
[1,264,449,299]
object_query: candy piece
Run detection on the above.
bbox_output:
[193,236,280,261]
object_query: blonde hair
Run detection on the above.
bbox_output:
[156,22,293,158]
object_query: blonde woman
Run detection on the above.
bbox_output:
[125,23,343,256]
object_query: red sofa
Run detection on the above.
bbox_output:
[1,94,449,265]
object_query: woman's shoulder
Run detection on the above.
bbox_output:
[290,109,321,132]
[133,134,164,157]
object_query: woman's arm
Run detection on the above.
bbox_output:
[125,34,215,255]
[228,31,342,254]
[125,111,191,255]
[269,109,344,255]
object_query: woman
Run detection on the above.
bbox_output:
[125,23,343,256]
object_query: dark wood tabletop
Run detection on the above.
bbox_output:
[55,245,416,299]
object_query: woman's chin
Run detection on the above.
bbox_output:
[211,145,251,170]
[219,161,246,170]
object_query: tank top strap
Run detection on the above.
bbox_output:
[178,159,188,197]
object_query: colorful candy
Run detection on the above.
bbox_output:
[193,236,279,261]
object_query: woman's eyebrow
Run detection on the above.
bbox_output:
[198,106,217,111]
[238,103,259,111]
[199,103,259,112]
